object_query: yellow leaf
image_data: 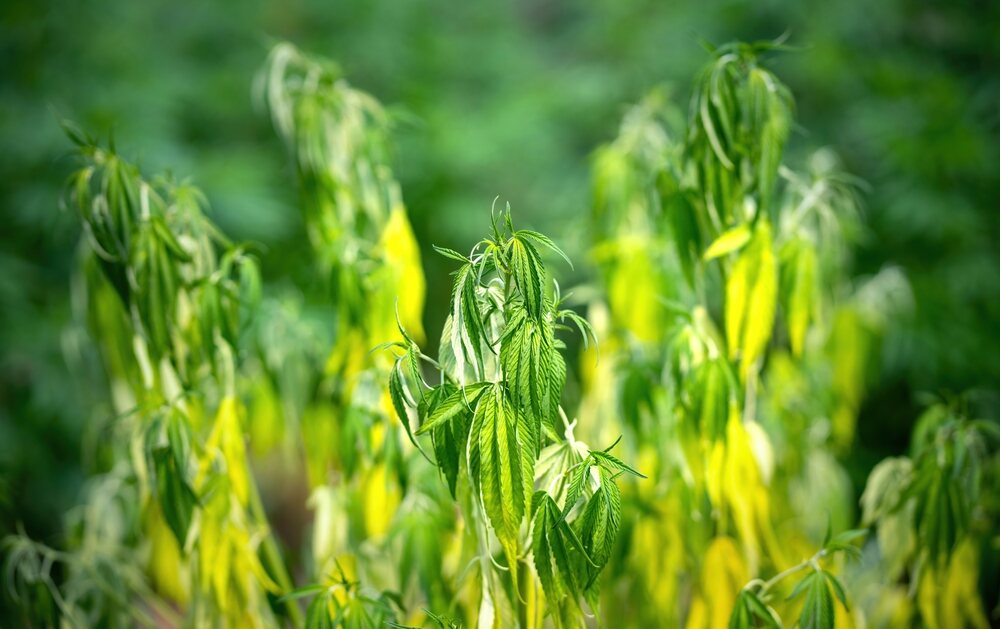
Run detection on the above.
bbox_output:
[705,404,781,569]
[608,238,664,344]
[362,462,401,540]
[786,241,816,357]
[725,243,750,360]
[696,536,748,629]
[376,207,426,344]
[703,224,751,260]
[920,538,990,629]
[208,396,250,506]
[248,375,284,456]
[145,503,189,604]
[740,222,777,379]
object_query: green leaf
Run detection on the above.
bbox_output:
[416,382,490,435]
[531,492,559,604]
[515,229,573,269]
[305,592,334,629]
[790,571,835,629]
[823,571,849,610]
[531,491,599,613]
[577,468,622,579]
[433,411,468,498]
[559,309,597,349]
[152,446,197,549]
[560,459,590,523]
[546,349,566,439]
[507,236,546,319]
[432,244,468,262]
[389,358,431,462]
[470,385,531,547]
[591,450,647,479]
[277,583,327,603]
[729,589,781,629]
[500,304,556,432]
[451,263,487,377]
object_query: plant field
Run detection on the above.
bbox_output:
[1,6,998,629]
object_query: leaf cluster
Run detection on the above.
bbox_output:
[63,124,260,384]
[386,208,639,623]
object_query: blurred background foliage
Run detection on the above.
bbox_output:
[1,0,998,604]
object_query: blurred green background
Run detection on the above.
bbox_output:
[1,0,998,556]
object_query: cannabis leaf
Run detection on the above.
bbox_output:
[729,590,780,629]
[788,569,844,629]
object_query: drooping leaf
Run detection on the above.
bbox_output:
[470,385,531,549]
[725,220,777,378]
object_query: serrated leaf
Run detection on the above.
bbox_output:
[793,571,835,629]
[450,263,487,380]
[500,305,555,433]
[472,385,531,548]
[591,450,647,479]
[531,492,559,603]
[560,460,590,523]
[515,229,573,268]
[578,468,621,580]
[416,382,490,435]
[546,349,566,439]
[432,245,468,262]
[507,236,546,319]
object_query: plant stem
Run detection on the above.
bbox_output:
[753,548,827,599]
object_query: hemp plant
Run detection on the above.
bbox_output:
[729,527,865,629]
[584,39,909,627]
[385,206,643,628]
[258,41,432,599]
[854,397,996,628]
[257,43,473,626]
[3,126,298,626]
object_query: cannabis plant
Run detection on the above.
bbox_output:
[855,397,996,627]
[258,41,443,617]
[3,126,299,626]
[385,206,642,627]
[584,39,913,627]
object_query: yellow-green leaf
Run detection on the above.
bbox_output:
[703,224,751,260]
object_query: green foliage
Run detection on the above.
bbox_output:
[728,529,863,629]
[861,399,998,571]
[283,565,405,629]
[3,11,999,626]
[2,129,300,626]
[386,208,642,625]
[787,570,838,629]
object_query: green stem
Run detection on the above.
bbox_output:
[753,548,826,599]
